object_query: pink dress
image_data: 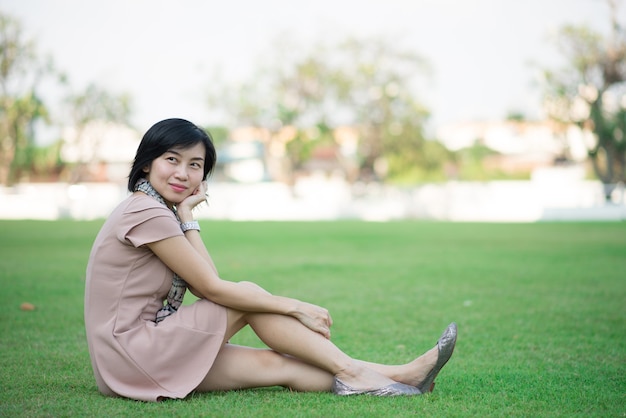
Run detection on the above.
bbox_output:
[84,193,227,401]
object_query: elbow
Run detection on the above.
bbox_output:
[188,285,204,299]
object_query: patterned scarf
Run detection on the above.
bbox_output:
[135,179,188,323]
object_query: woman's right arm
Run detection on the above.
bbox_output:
[146,236,333,338]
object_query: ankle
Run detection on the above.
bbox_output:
[334,362,363,380]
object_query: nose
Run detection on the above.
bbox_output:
[174,165,188,180]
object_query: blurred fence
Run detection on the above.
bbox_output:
[1,177,624,222]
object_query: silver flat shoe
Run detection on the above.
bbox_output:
[416,322,457,393]
[332,377,422,396]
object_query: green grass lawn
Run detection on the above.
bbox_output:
[1,220,624,417]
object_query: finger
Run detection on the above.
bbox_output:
[321,321,331,338]
[193,182,207,196]
[319,327,330,340]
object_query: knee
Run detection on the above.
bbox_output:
[256,349,288,370]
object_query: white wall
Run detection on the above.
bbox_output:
[1,176,624,222]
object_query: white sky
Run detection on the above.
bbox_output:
[0,0,620,136]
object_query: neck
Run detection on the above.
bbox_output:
[134,179,171,210]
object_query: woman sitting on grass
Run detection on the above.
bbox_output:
[84,118,457,402]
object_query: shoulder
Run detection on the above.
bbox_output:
[124,193,174,217]
[115,194,183,247]
[121,193,179,228]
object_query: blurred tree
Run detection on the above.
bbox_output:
[272,51,336,180]
[203,125,229,147]
[0,12,54,185]
[63,83,132,182]
[208,35,439,183]
[208,45,336,183]
[542,0,626,200]
[26,139,64,181]
[329,37,434,182]
[506,111,527,122]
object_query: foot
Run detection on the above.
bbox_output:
[402,345,439,387]
[390,323,457,392]
[334,364,399,393]
[415,322,457,393]
[332,377,422,396]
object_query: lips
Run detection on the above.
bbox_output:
[169,183,187,193]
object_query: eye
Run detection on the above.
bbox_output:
[191,162,203,169]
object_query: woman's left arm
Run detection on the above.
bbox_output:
[181,228,217,298]
[147,236,333,338]
[176,182,219,297]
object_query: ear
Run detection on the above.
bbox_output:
[142,166,150,173]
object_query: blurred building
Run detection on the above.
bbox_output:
[61,121,141,183]
[57,118,595,185]
[436,119,592,176]
[216,139,269,182]
[3,118,623,221]
[215,125,353,184]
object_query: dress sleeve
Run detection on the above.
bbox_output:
[118,196,184,247]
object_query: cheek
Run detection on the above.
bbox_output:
[146,161,169,178]
[192,170,205,183]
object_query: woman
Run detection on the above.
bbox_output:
[84,118,457,402]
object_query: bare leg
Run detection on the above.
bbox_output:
[199,282,439,392]
[356,346,439,387]
[225,307,396,390]
[203,308,437,392]
[196,344,334,392]
[196,343,439,393]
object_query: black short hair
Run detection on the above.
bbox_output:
[127,118,217,192]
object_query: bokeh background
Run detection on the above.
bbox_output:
[1,0,624,221]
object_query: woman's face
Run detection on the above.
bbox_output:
[143,142,206,208]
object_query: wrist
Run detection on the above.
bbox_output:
[180,221,200,232]
[176,207,194,223]
[283,297,302,317]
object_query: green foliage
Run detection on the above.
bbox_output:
[203,125,230,147]
[0,12,55,185]
[505,111,527,122]
[0,11,134,185]
[328,37,432,180]
[24,139,64,181]
[207,35,437,183]
[542,2,626,194]
[386,139,452,184]
[453,144,531,181]
[1,220,625,417]
[65,83,131,126]
[285,123,334,172]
